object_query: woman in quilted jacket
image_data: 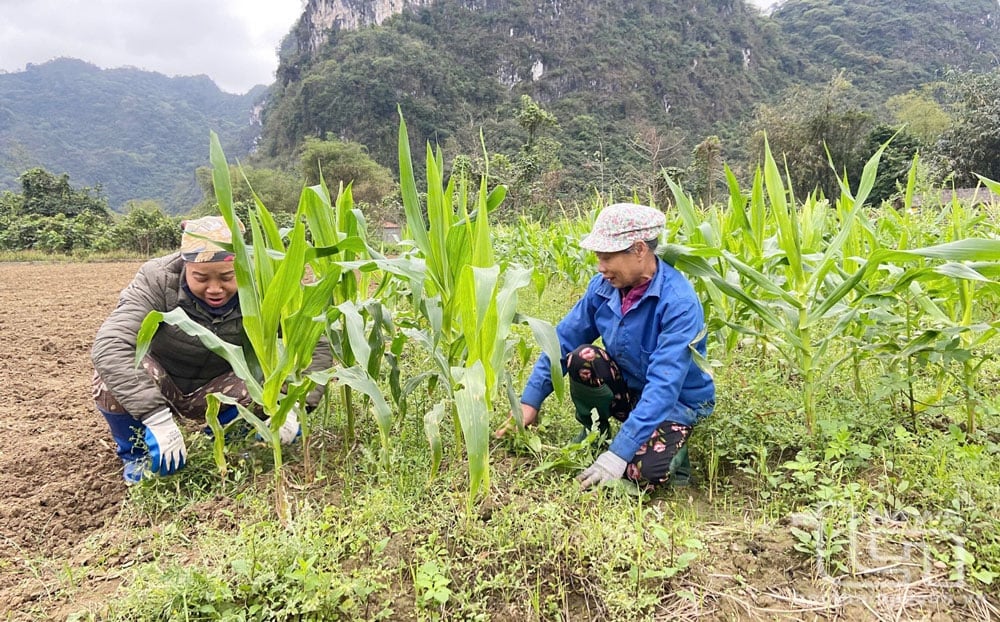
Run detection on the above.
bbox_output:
[91,216,325,484]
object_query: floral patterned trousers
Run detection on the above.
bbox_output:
[566,344,692,486]
[93,355,252,421]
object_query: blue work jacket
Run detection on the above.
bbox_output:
[521,257,715,461]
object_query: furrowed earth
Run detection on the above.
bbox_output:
[0,261,995,621]
[0,262,141,618]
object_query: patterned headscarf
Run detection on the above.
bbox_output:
[180,216,237,263]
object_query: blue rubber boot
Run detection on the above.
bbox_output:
[100,410,147,485]
[202,405,242,439]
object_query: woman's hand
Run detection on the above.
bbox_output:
[493,403,538,438]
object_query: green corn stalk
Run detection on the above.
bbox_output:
[299,181,381,447]
[666,167,752,355]
[423,402,448,480]
[867,235,1000,435]
[663,138,887,435]
[326,299,396,466]
[391,112,561,504]
[453,362,490,513]
[137,132,341,519]
[331,364,394,468]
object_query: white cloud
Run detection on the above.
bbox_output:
[0,0,303,93]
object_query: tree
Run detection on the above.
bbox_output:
[18,167,109,218]
[933,69,1000,185]
[194,164,302,216]
[0,191,18,220]
[68,209,114,252]
[19,168,74,217]
[885,87,952,146]
[109,201,180,255]
[515,95,558,150]
[751,72,875,199]
[863,124,921,205]
[622,123,684,208]
[503,96,563,218]
[689,136,725,207]
[299,136,397,223]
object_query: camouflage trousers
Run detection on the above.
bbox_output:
[93,355,251,421]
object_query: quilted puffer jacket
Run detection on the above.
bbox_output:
[92,253,331,421]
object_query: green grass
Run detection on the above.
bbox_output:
[0,249,152,262]
[57,275,1000,621]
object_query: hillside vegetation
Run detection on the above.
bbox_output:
[1,1,998,216]
[257,0,1000,211]
[774,0,1000,93]
[0,58,262,213]
[260,0,798,204]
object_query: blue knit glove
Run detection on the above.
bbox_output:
[144,408,187,475]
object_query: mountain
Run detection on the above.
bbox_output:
[259,0,800,205]
[2,2,997,215]
[772,0,1000,92]
[0,58,263,213]
[256,0,999,207]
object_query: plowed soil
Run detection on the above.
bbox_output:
[0,262,142,618]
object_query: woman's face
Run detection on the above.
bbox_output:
[184,261,238,307]
[594,242,649,289]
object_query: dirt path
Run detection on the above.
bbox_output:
[0,261,142,617]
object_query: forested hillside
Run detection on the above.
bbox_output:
[256,0,1000,212]
[259,0,798,209]
[1,1,998,217]
[773,0,1000,94]
[0,58,263,213]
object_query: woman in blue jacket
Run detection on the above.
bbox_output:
[500,203,715,490]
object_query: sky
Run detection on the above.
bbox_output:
[0,0,305,94]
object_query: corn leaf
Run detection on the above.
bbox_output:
[454,362,490,507]
[522,316,565,400]
[423,401,447,480]
[333,365,393,467]
[136,308,262,403]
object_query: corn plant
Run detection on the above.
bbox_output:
[666,165,766,355]
[668,144,1000,436]
[296,179,396,451]
[846,174,1000,434]
[326,298,396,468]
[386,113,563,506]
[865,237,1000,435]
[662,139,887,434]
[137,132,342,519]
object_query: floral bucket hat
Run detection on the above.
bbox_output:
[180,216,237,263]
[579,203,665,252]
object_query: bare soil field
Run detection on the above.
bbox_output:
[0,262,142,619]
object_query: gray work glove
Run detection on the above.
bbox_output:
[577,450,627,490]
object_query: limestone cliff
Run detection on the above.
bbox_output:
[298,0,435,56]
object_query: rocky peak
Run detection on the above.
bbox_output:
[300,0,434,56]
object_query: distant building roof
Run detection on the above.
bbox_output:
[906,187,1000,208]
